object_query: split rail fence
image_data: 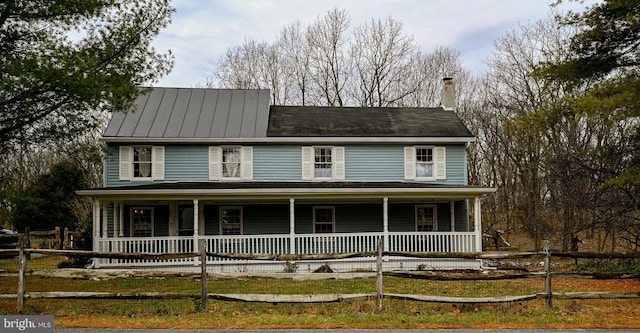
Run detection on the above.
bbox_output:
[2,239,639,313]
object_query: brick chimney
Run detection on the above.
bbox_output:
[440,77,455,110]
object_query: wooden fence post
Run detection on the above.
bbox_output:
[199,239,208,312]
[17,237,26,313]
[55,226,61,250]
[376,238,383,310]
[63,227,69,250]
[24,227,31,260]
[544,240,553,309]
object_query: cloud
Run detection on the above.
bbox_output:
[152,0,593,87]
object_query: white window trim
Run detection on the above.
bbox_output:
[313,206,335,233]
[302,146,345,181]
[404,146,446,181]
[219,206,243,235]
[415,146,436,181]
[130,206,154,237]
[415,204,437,232]
[119,145,164,181]
[209,146,253,181]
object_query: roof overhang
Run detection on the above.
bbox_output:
[77,182,496,201]
[101,136,476,145]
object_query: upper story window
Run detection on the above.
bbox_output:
[404,146,446,181]
[314,147,333,178]
[209,146,253,181]
[133,147,153,179]
[222,147,241,178]
[119,146,164,181]
[415,147,434,178]
[302,146,345,181]
[313,206,335,233]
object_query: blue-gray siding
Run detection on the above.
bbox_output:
[109,202,470,237]
[106,144,468,186]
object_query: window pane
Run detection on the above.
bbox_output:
[314,148,332,178]
[133,147,152,178]
[415,148,433,178]
[132,208,152,237]
[417,207,435,232]
[314,207,334,233]
[222,148,241,178]
[221,208,241,235]
[178,206,194,236]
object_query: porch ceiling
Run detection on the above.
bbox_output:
[77,181,496,201]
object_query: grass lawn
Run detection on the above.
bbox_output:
[0,256,638,329]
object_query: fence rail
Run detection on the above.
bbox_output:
[2,239,640,313]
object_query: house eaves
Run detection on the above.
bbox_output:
[77,182,496,200]
[100,136,475,144]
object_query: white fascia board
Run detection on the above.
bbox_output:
[77,186,497,200]
[101,136,476,144]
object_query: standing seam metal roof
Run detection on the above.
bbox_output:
[103,88,271,138]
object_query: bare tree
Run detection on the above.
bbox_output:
[348,17,418,107]
[277,21,312,105]
[306,8,352,106]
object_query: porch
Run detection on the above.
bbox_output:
[94,231,480,271]
[82,182,494,272]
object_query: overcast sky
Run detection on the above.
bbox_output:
[152,0,595,88]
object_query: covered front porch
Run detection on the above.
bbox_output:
[80,182,495,272]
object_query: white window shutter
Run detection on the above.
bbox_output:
[152,146,165,180]
[334,146,345,180]
[119,146,131,180]
[241,146,253,180]
[435,147,446,179]
[404,146,415,180]
[209,146,221,180]
[301,147,314,180]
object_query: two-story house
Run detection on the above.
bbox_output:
[78,79,495,272]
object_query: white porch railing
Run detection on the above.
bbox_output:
[94,231,478,268]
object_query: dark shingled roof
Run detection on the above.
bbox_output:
[267,106,473,137]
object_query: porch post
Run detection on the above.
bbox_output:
[113,202,119,238]
[383,197,389,251]
[193,199,200,266]
[102,201,108,239]
[450,200,455,232]
[119,204,125,237]
[93,199,100,252]
[193,199,200,237]
[289,198,296,254]
[474,197,482,252]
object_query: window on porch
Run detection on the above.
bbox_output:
[416,205,437,232]
[131,207,153,237]
[313,206,335,233]
[178,205,194,236]
[221,207,242,235]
